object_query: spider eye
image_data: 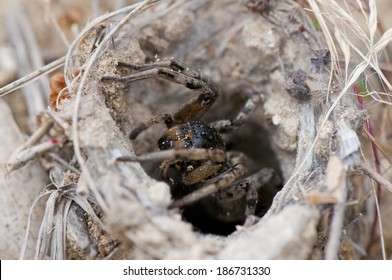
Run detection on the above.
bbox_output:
[158,138,172,150]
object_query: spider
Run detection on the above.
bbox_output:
[102,58,276,226]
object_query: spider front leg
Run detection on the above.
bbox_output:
[116,148,226,164]
[102,59,219,139]
[211,85,262,133]
[169,163,246,209]
[116,147,227,184]
[160,159,222,186]
[128,113,174,140]
[128,90,217,140]
[200,167,276,225]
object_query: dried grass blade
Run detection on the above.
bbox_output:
[0,56,65,97]
[19,189,54,260]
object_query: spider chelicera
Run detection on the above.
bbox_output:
[102,58,276,226]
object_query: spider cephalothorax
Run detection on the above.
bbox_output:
[102,58,276,226]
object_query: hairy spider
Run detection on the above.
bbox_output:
[102,58,276,226]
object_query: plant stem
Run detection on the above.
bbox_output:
[353,83,382,254]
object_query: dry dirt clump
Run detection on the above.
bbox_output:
[0,0,391,260]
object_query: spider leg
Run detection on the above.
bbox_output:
[211,85,261,133]
[244,184,258,217]
[200,167,275,224]
[116,148,226,186]
[242,168,276,226]
[201,178,256,224]
[171,93,215,124]
[102,59,219,124]
[128,92,216,140]
[115,148,226,164]
[182,161,222,185]
[159,159,179,182]
[158,159,222,186]
[169,163,246,209]
[117,59,209,82]
[102,59,218,98]
[102,66,216,94]
[129,113,174,140]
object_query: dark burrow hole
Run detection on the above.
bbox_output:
[181,122,282,236]
[139,118,282,236]
[132,81,282,236]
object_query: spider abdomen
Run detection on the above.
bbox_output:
[158,121,225,151]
